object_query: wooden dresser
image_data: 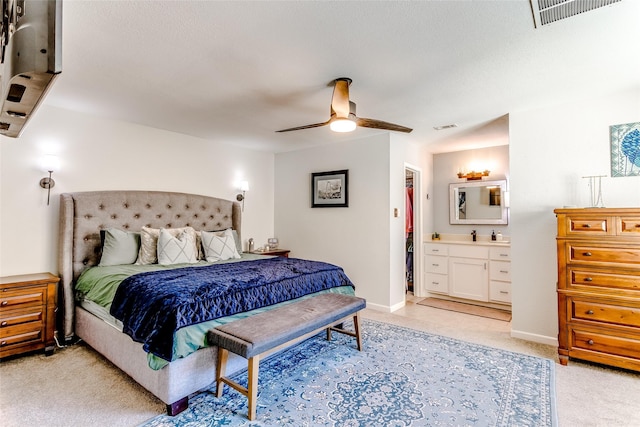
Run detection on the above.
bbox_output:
[0,272,59,358]
[554,208,640,371]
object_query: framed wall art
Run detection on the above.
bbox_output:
[311,169,349,208]
[610,122,640,177]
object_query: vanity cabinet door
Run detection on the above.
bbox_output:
[449,257,488,302]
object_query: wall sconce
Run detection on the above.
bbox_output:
[39,155,60,205]
[236,180,249,211]
[457,170,490,181]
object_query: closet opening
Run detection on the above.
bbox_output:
[405,169,415,294]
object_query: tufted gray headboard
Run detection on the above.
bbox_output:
[58,190,241,341]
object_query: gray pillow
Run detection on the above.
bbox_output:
[99,228,141,266]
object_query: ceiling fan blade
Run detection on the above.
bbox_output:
[356,117,413,133]
[331,78,352,119]
[275,120,330,133]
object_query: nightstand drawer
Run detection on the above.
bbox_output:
[0,287,46,311]
[1,308,45,327]
[0,323,44,349]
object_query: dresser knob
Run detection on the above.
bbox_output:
[587,339,594,345]
[0,321,6,326]
[0,301,7,306]
[583,252,592,257]
[0,341,6,346]
[584,277,593,282]
[587,310,594,315]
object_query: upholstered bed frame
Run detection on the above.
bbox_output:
[58,190,246,414]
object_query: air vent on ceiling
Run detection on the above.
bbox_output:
[529,0,622,28]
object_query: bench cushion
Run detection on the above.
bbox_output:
[207,293,366,358]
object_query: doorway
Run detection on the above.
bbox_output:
[404,164,422,300]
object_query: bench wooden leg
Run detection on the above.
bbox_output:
[247,356,260,420]
[216,347,229,397]
[353,312,362,351]
[326,312,363,351]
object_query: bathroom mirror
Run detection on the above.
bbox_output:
[449,179,508,225]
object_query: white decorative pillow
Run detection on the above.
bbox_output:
[136,226,198,265]
[201,228,241,262]
[99,228,140,266]
[157,228,198,265]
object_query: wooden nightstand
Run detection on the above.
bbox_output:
[0,272,59,358]
[251,249,291,258]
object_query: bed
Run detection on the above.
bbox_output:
[57,190,355,415]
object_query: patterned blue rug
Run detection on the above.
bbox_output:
[141,319,556,426]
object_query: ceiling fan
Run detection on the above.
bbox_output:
[275,78,412,134]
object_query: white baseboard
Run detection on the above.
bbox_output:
[510,329,558,347]
[365,300,406,313]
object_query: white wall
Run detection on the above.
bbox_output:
[432,145,510,237]
[0,105,275,277]
[509,89,640,345]
[274,134,391,309]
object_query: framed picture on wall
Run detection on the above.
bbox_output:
[311,169,349,208]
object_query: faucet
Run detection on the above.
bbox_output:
[471,230,477,242]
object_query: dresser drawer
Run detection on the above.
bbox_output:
[568,268,640,293]
[490,261,511,281]
[569,297,640,328]
[568,243,640,267]
[619,217,640,235]
[0,286,47,311]
[570,327,640,362]
[566,216,612,235]
[425,255,448,274]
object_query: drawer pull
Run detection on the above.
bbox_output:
[0,321,6,327]
[500,270,509,273]
[583,252,592,257]
[432,249,439,252]
[582,224,592,228]
[500,291,509,294]
[0,301,7,306]
[0,341,6,346]
[586,310,594,315]
[432,263,439,267]
[584,277,593,282]
[500,254,508,257]
[587,339,594,345]
[432,281,440,285]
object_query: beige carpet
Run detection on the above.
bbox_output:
[417,297,512,321]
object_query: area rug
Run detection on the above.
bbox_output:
[141,319,555,426]
[417,297,512,321]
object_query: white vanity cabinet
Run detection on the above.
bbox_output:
[423,241,511,308]
[449,245,489,302]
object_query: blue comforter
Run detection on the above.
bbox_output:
[110,257,354,361]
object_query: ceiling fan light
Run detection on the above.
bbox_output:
[330,118,356,133]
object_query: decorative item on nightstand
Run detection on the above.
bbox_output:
[267,238,279,250]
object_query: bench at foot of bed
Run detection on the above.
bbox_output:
[206,293,366,420]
